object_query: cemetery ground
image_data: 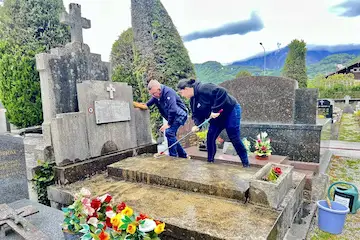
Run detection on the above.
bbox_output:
[307,111,360,240]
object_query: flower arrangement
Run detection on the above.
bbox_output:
[254,132,272,159]
[262,167,282,182]
[62,188,165,240]
[242,138,252,155]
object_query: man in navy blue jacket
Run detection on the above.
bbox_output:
[145,80,188,158]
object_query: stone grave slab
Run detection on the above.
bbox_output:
[77,81,137,158]
[6,199,64,240]
[250,162,294,209]
[186,146,287,167]
[0,135,28,204]
[48,174,280,240]
[108,155,255,201]
[0,203,49,240]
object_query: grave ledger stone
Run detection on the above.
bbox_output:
[0,135,28,204]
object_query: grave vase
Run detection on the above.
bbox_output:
[63,231,83,240]
[255,155,269,160]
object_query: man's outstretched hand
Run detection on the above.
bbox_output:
[133,102,148,110]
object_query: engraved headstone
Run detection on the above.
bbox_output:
[0,135,28,204]
[94,100,131,124]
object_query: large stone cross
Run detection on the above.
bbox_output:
[60,3,91,43]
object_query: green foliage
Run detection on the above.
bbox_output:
[308,73,360,98]
[282,39,307,88]
[194,61,280,84]
[32,161,55,206]
[0,42,43,127]
[307,54,357,79]
[236,70,252,78]
[0,0,70,128]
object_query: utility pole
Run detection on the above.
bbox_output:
[260,42,266,76]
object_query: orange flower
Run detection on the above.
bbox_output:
[126,223,136,234]
[98,231,110,240]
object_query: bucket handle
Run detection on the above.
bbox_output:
[328,181,358,201]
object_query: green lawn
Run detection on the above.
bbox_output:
[307,156,360,240]
[338,113,360,142]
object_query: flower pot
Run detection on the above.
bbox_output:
[255,155,269,160]
[63,231,83,240]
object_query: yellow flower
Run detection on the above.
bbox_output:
[111,213,123,228]
[154,223,165,234]
[126,223,137,234]
[121,206,133,217]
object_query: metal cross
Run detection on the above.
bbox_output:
[320,100,324,105]
[107,84,116,99]
[60,3,91,43]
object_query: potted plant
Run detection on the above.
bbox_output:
[254,132,272,160]
[261,166,282,182]
[62,188,166,240]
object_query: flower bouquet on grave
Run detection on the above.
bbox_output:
[254,132,272,160]
[62,188,165,240]
[262,167,282,183]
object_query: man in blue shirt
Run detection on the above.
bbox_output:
[145,80,188,158]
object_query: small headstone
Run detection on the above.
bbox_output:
[0,102,8,133]
[0,135,28,204]
[222,142,237,156]
[343,95,354,113]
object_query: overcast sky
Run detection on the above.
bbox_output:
[63,0,360,64]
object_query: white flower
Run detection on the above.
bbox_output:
[256,134,260,139]
[87,217,98,227]
[261,132,268,139]
[99,193,110,203]
[80,188,91,198]
[106,210,116,219]
[139,219,156,233]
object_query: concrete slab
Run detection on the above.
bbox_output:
[48,174,280,240]
[186,146,287,167]
[108,155,257,201]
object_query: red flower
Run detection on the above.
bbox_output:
[257,139,261,143]
[274,167,282,175]
[91,198,102,210]
[155,220,162,225]
[261,146,267,151]
[106,217,112,228]
[116,202,126,213]
[106,206,113,212]
[104,195,112,203]
[136,213,149,221]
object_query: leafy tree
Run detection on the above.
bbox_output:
[282,39,307,88]
[236,70,252,78]
[0,0,70,128]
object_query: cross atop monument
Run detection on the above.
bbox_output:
[60,3,91,43]
[107,84,116,99]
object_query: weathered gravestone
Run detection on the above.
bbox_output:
[343,95,354,113]
[0,101,9,134]
[317,99,334,119]
[0,135,28,204]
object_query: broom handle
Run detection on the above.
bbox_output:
[160,109,223,154]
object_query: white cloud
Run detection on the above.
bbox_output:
[63,0,360,64]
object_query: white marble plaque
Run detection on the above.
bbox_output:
[94,100,131,124]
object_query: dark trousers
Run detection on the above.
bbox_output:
[165,115,187,158]
[206,104,249,167]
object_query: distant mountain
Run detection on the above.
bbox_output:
[231,45,360,69]
[194,45,360,83]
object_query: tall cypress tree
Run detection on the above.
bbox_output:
[282,39,307,88]
[0,0,70,128]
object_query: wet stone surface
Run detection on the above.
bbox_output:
[108,156,256,200]
[57,174,280,239]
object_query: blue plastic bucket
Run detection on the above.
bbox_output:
[317,200,349,234]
